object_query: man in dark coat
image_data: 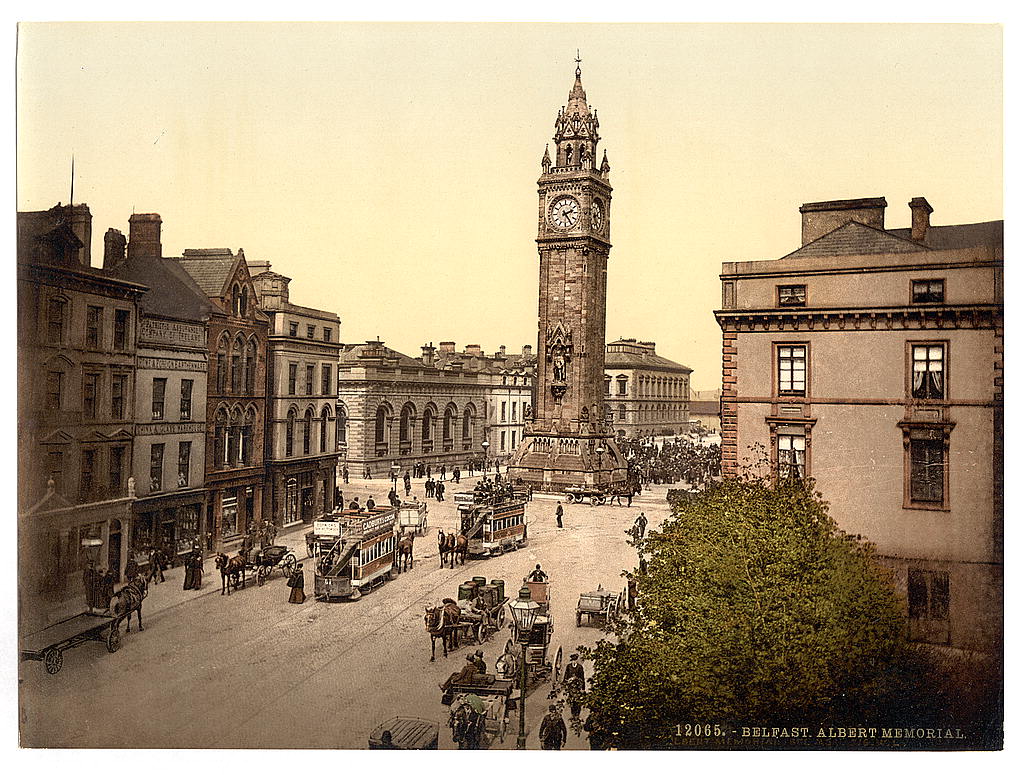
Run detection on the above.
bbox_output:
[349,497,361,511]
[287,564,306,604]
[98,568,116,613]
[366,496,376,510]
[436,481,445,502]
[555,503,564,528]
[563,654,586,718]
[472,649,487,674]
[539,705,567,750]
[83,560,100,612]
[634,512,648,540]
[146,547,165,584]
[440,654,481,690]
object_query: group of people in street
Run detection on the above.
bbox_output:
[424,478,446,501]
[621,435,721,490]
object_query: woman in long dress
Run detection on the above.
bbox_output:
[287,564,306,604]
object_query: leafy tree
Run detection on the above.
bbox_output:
[577,473,926,749]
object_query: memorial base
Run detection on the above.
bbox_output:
[508,433,627,493]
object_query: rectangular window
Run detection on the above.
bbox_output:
[113,309,130,350]
[48,450,64,494]
[617,377,627,396]
[501,402,507,423]
[908,568,950,644]
[80,449,96,500]
[604,377,611,395]
[152,378,167,419]
[321,364,332,396]
[178,441,191,487]
[306,325,316,339]
[180,379,193,420]
[111,374,127,419]
[511,402,517,422]
[911,344,945,400]
[777,285,807,307]
[500,431,506,451]
[511,430,517,449]
[777,428,806,479]
[109,446,125,496]
[288,363,297,395]
[150,443,165,493]
[912,279,945,304]
[909,429,944,504]
[305,364,314,394]
[618,404,627,420]
[323,328,332,342]
[289,322,299,337]
[46,371,63,410]
[83,373,99,419]
[777,345,807,396]
[47,298,66,345]
[86,306,103,349]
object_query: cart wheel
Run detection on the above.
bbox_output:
[497,607,505,627]
[106,623,121,653]
[282,554,297,577]
[476,621,485,644]
[554,646,563,683]
[44,648,63,674]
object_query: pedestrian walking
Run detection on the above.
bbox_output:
[366,496,376,510]
[146,546,165,584]
[564,653,586,718]
[634,512,648,540]
[527,483,533,502]
[404,479,412,497]
[539,705,567,750]
[436,481,445,502]
[440,465,446,481]
[287,564,306,604]
[555,503,564,529]
[426,478,435,498]
[343,465,349,484]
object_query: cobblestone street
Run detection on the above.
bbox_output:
[19,475,672,750]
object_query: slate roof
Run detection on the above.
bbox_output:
[173,249,239,296]
[689,400,720,416]
[108,254,213,322]
[338,342,424,370]
[888,220,1003,252]
[604,349,692,373]
[782,221,927,259]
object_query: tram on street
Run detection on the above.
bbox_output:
[312,505,398,601]
[455,489,527,557]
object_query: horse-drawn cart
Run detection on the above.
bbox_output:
[448,691,509,749]
[397,500,429,536]
[575,584,623,627]
[498,579,562,685]
[21,611,125,675]
[245,545,297,585]
[368,717,439,749]
[457,577,508,640]
[564,485,608,506]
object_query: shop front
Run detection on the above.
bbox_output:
[131,489,206,570]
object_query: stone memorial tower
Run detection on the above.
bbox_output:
[509,58,627,492]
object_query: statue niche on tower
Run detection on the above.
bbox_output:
[546,324,574,403]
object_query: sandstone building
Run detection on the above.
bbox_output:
[603,338,692,439]
[251,262,341,526]
[716,196,1002,653]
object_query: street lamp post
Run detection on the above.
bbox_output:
[595,443,605,488]
[508,586,540,749]
[481,439,490,475]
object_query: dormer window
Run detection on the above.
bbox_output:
[777,285,806,307]
[912,279,945,304]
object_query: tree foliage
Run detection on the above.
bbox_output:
[580,474,920,749]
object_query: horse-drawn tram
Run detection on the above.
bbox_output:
[455,487,528,558]
[21,611,124,675]
[312,506,397,601]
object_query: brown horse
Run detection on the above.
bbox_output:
[215,552,247,595]
[438,528,450,568]
[447,533,469,568]
[396,528,414,573]
[425,598,462,661]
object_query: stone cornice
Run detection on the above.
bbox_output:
[715,304,1001,333]
[719,257,1001,281]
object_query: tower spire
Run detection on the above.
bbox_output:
[552,55,600,169]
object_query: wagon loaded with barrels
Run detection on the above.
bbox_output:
[456,576,508,642]
[312,506,398,601]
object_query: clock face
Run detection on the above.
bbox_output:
[549,196,581,229]
[591,200,604,231]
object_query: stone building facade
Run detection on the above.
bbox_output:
[715,196,1003,654]
[251,262,341,527]
[510,61,626,490]
[172,248,270,552]
[107,214,211,568]
[17,203,147,630]
[337,341,535,478]
[687,388,722,434]
[603,338,692,439]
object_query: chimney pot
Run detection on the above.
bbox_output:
[909,197,933,242]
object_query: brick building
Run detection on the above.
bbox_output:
[172,248,270,552]
[715,196,1002,653]
[251,262,341,527]
[602,338,692,439]
[17,203,147,629]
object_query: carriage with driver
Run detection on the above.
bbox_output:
[496,579,563,686]
[447,691,510,749]
[243,544,298,585]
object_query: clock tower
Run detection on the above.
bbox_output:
[509,59,627,492]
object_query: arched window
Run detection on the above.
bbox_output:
[336,404,347,448]
[242,408,256,464]
[443,405,456,442]
[231,284,241,316]
[618,404,627,420]
[421,406,435,452]
[216,336,229,393]
[214,408,228,466]
[617,375,627,396]
[462,406,473,440]
[228,408,242,464]
[286,409,296,457]
[375,406,388,444]
[320,406,331,453]
[303,408,314,455]
[566,145,573,164]
[240,286,248,316]
[245,338,257,393]
[285,478,298,523]
[400,404,414,443]
[231,337,243,393]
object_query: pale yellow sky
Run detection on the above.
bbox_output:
[16,23,1002,389]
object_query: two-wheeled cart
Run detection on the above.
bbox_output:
[20,611,126,675]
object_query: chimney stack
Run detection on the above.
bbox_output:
[909,197,933,242]
[103,228,127,269]
[421,343,436,366]
[465,344,482,356]
[127,213,162,261]
[439,341,456,354]
[799,197,887,245]
[522,344,533,356]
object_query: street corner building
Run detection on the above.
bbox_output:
[509,61,627,491]
[603,338,693,440]
[715,196,1003,656]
